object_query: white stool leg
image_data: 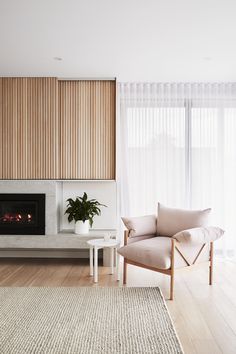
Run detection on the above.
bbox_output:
[94,247,98,283]
[110,247,114,274]
[116,251,120,281]
[89,246,93,276]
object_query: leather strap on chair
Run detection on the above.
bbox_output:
[174,243,206,267]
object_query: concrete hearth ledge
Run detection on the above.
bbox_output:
[0,230,117,250]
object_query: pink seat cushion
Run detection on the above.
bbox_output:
[118,236,210,270]
[118,237,172,269]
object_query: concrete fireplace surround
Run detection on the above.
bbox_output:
[0,181,60,235]
[0,181,117,259]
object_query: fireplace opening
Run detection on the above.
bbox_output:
[0,194,45,235]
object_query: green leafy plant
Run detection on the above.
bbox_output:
[65,192,106,227]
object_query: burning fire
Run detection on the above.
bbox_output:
[0,213,32,223]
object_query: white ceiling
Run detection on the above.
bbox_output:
[0,0,236,81]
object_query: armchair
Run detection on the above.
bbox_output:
[118,203,224,300]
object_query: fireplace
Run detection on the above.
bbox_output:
[0,194,45,235]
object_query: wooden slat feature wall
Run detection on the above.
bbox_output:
[0,78,58,179]
[0,78,115,180]
[59,80,115,179]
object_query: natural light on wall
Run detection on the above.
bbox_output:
[119,83,236,260]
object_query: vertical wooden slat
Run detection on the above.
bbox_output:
[59,80,115,179]
[0,77,59,179]
[0,78,2,178]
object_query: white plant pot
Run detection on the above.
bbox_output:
[74,220,90,235]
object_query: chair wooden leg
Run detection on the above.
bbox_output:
[170,239,175,300]
[209,242,213,285]
[123,258,127,285]
[170,273,174,300]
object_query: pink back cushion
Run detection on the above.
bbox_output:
[157,203,211,237]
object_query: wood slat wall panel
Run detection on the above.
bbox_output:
[59,80,115,179]
[0,78,58,179]
[0,78,115,180]
[0,79,2,177]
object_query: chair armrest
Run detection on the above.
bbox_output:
[123,230,156,245]
[124,230,130,246]
[173,226,224,245]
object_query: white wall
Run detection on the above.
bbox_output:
[60,181,117,231]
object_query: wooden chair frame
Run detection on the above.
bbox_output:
[123,230,214,300]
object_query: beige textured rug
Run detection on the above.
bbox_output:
[0,287,183,354]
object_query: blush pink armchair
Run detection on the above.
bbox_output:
[118,203,224,300]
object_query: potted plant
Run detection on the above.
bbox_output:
[65,192,106,234]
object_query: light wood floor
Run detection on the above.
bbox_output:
[0,258,236,354]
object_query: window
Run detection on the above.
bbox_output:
[120,83,236,259]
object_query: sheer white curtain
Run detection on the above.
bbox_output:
[119,83,236,260]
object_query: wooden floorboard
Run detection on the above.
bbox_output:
[0,258,236,354]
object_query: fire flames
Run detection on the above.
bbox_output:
[0,213,32,223]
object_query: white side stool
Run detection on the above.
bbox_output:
[87,238,120,283]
